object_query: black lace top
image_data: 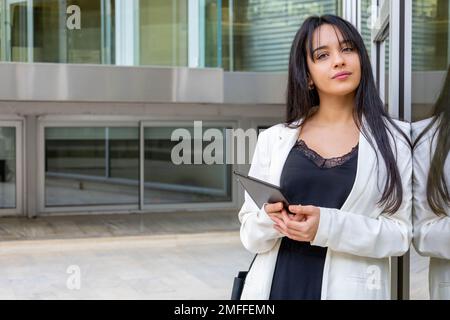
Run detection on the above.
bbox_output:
[295,139,359,168]
[269,139,358,300]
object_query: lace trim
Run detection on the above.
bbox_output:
[294,139,358,168]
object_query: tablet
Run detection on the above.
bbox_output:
[233,170,290,209]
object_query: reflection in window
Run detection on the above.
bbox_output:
[139,0,188,66]
[144,126,232,204]
[1,0,345,69]
[412,0,449,71]
[6,0,113,64]
[360,0,373,52]
[205,0,341,71]
[9,1,28,62]
[412,0,449,121]
[0,127,16,208]
[45,127,139,207]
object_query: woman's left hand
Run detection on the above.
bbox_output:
[272,205,320,242]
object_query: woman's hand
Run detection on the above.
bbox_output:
[272,204,321,242]
[264,202,302,222]
[264,202,285,221]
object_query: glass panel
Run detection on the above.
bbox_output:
[410,0,449,301]
[45,127,139,207]
[0,0,113,64]
[0,127,16,208]
[144,126,232,204]
[1,0,345,69]
[32,0,111,64]
[411,0,449,121]
[65,0,103,64]
[205,0,341,71]
[9,0,29,62]
[139,0,188,66]
[360,0,374,51]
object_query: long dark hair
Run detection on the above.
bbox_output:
[413,65,450,216]
[285,15,411,214]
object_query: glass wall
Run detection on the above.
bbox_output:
[205,0,342,71]
[43,123,233,208]
[360,0,373,52]
[411,0,449,121]
[0,0,343,70]
[0,127,16,208]
[139,0,188,66]
[45,127,139,207]
[410,0,449,300]
[1,0,112,64]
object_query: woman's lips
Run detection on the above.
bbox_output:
[333,72,351,80]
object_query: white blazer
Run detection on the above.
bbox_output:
[412,117,450,300]
[238,117,412,300]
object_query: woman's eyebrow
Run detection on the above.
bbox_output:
[312,40,352,54]
[312,45,328,54]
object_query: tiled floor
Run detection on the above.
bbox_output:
[0,231,253,299]
[0,210,240,241]
[0,211,430,299]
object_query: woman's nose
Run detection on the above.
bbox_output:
[333,52,346,68]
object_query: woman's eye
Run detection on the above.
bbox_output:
[342,47,354,52]
[316,53,328,60]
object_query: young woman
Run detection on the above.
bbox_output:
[238,15,412,300]
[412,65,449,300]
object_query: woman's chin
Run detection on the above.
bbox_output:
[322,88,358,97]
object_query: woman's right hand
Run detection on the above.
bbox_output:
[264,202,286,221]
[264,202,305,225]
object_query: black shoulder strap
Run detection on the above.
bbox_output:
[247,254,257,272]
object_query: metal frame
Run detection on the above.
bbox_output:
[343,0,359,27]
[0,115,24,216]
[198,0,206,68]
[188,0,200,68]
[101,0,112,65]
[388,0,400,119]
[403,0,412,122]
[36,115,245,215]
[4,0,33,62]
[115,0,139,66]
[0,62,224,103]
[369,0,412,300]
[448,1,450,65]
[216,0,222,68]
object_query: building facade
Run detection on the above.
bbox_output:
[0,0,448,299]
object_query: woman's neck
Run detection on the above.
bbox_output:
[312,93,356,126]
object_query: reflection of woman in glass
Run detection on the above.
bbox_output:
[412,65,450,300]
[238,15,412,300]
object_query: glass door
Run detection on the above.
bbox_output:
[0,120,23,216]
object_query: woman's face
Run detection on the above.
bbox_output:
[306,24,361,98]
